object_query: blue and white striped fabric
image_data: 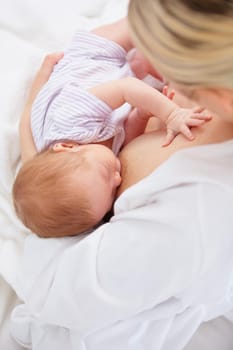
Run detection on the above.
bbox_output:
[31,31,134,155]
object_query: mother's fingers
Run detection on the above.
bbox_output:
[39,53,64,78]
[34,52,64,86]
[27,52,64,105]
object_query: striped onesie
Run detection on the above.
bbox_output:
[31,31,134,155]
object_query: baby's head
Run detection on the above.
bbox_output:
[13,142,121,238]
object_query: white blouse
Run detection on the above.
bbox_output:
[11,140,233,350]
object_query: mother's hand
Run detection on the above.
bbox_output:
[20,53,63,163]
[26,52,64,108]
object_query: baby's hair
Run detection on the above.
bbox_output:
[128,0,233,89]
[13,148,97,238]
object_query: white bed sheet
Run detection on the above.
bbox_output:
[0,1,232,349]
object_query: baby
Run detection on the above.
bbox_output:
[13,19,210,238]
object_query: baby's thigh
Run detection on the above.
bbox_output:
[91,19,130,51]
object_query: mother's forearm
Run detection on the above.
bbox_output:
[19,53,64,163]
[19,106,37,163]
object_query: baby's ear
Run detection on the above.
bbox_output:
[53,142,80,153]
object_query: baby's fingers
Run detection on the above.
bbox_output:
[192,106,205,113]
[162,86,175,100]
[168,90,175,100]
[162,85,168,96]
[162,129,176,147]
[191,106,212,121]
[191,113,212,121]
[187,119,206,127]
[180,125,195,141]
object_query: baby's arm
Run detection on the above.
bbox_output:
[123,86,175,144]
[89,77,211,146]
[124,107,152,144]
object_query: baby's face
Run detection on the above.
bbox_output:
[72,144,121,220]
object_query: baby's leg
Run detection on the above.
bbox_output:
[91,18,133,52]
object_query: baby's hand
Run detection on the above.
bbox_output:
[162,85,175,100]
[162,106,212,147]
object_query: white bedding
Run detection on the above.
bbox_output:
[0,1,128,349]
[0,1,232,349]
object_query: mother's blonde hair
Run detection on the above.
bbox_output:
[128,0,233,89]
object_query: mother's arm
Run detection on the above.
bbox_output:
[19,53,63,163]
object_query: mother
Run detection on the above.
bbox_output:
[11,1,233,349]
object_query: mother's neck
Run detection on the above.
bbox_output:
[192,87,233,124]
